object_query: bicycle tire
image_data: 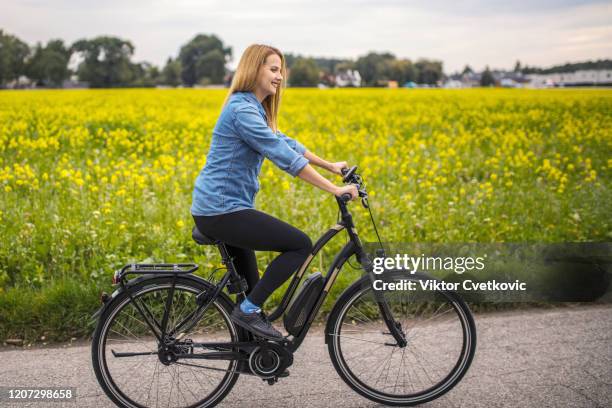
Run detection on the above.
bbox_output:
[326,272,477,406]
[92,275,240,408]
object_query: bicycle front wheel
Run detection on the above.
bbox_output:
[326,274,476,406]
[92,275,240,408]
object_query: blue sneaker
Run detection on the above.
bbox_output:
[230,306,283,339]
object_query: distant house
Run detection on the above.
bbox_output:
[446,72,481,87]
[443,79,463,88]
[335,70,361,87]
[5,75,35,89]
[62,75,89,89]
[500,78,519,87]
[527,70,612,87]
[497,72,529,88]
[444,70,529,88]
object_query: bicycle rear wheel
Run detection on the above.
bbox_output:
[92,275,240,408]
[326,273,476,406]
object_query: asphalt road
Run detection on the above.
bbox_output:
[1,305,611,408]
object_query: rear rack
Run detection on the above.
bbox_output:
[113,263,199,284]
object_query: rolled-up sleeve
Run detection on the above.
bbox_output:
[277,130,307,155]
[233,106,309,177]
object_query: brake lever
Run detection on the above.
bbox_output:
[341,165,358,183]
[361,197,369,209]
[359,189,369,208]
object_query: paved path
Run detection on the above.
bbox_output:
[1,305,611,407]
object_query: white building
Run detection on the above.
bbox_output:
[527,70,612,87]
[335,70,361,87]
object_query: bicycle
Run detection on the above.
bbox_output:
[91,165,477,407]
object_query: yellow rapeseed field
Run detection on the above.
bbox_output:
[0,88,610,340]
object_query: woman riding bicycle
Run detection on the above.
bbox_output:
[191,44,358,339]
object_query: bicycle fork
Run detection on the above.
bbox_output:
[356,246,408,348]
[339,196,407,349]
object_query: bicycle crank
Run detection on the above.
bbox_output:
[248,342,293,382]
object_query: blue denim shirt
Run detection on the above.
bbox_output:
[191,91,309,216]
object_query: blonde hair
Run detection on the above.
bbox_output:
[223,44,287,132]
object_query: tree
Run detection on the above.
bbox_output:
[514,60,522,73]
[71,36,136,87]
[284,53,297,69]
[131,62,160,87]
[387,59,417,85]
[312,57,348,75]
[355,52,396,86]
[521,59,612,75]
[285,53,353,75]
[195,49,226,85]
[26,39,71,87]
[161,57,182,86]
[415,59,443,85]
[178,34,231,86]
[461,65,474,75]
[334,61,355,74]
[0,30,29,87]
[289,57,319,87]
[480,66,495,86]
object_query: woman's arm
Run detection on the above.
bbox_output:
[304,150,347,175]
[276,130,345,175]
[274,130,356,197]
[296,163,358,200]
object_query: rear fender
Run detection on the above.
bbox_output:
[90,273,221,321]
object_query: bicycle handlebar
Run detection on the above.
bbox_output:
[338,165,369,206]
[341,165,357,182]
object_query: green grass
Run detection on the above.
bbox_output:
[1,88,610,342]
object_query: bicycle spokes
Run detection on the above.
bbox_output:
[328,282,476,403]
[96,281,238,408]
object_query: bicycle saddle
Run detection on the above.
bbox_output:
[192,226,220,245]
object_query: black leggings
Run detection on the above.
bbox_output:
[192,209,312,306]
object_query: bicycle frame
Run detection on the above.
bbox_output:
[267,196,368,350]
[108,195,405,366]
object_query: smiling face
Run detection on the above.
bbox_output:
[255,53,283,100]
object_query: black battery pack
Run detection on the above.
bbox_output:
[283,272,324,336]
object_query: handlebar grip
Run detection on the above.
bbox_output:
[340,193,352,203]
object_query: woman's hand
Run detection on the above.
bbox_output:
[327,161,349,175]
[334,184,359,201]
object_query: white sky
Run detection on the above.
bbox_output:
[1,0,611,73]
